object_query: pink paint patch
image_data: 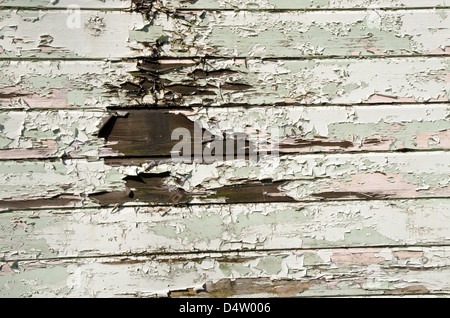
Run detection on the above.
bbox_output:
[427,95,449,102]
[394,250,424,259]
[445,72,450,83]
[414,130,450,149]
[430,46,450,55]
[331,248,384,265]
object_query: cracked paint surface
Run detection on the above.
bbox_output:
[1,0,450,298]
[2,245,450,297]
[1,200,449,261]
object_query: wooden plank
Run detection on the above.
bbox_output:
[99,105,450,158]
[93,151,450,206]
[160,0,450,10]
[0,10,156,59]
[1,10,449,59]
[0,0,131,9]
[2,58,449,108]
[1,200,450,260]
[0,60,135,109]
[0,159,124,209]
[0,110,106,159]
[142,9,450,58]
[0,105,447,160]
[1,246,450,297]
[0,151,447,209]
[150,57,450,106]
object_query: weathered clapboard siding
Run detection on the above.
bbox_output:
[1,58,449,109]
[1,0,448,10]
[0,151,447,209]
[1,0,449,299]
[1,0,449,10]
[1,9,449,59]
[1,246,450,297]
[1,199,450,261]
[0,104,447,159]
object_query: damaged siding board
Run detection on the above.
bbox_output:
[2,58,449,109]
[1,10,450,59]
[146,57,450,106]
[3,104,440,160]
[2,246,450,297]
[1,199,450,261]
[91,151,450,206]
[98,105,450,158]
[0,152,448,209]
[130,9,450,58]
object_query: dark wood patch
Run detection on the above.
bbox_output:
[0,195,82,212]
[90,173,293,206]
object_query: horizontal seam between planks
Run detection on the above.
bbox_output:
[0,101,448,113]
[1,196,450,214]
[0,54,450,62]
[0,148,448,162]
[5,243,450,263]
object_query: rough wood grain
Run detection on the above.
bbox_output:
[1,246,450,297]
[2,58,449,108]
[1,199,450,261]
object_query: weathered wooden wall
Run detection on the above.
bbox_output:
[0,0,449,297]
